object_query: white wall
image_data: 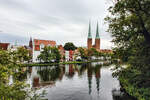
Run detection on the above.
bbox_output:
[65,51,69,61]
[32,51,41,62]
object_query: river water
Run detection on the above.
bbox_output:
[23,62,136,100]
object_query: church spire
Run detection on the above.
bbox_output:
[30,37,32,41]
[88,21,92,39]
[29,36,33,48]
[96,21,100,39]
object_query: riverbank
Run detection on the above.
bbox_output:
[21,60,103,67]
[118,67,150,100]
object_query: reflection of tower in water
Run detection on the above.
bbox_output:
[87,64,93,95]
[95,66,101,95]
[87,64,101,95]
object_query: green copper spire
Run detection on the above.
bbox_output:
[88,21,92,39]
[96,22,100,39]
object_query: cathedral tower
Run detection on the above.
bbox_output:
[87,22,92,49]
[95,22,100,50]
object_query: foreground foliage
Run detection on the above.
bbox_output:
[0,48,30,99]
[106,0,150,100]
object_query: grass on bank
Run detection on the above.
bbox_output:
[21,60,102,67]
[118,67,150,100]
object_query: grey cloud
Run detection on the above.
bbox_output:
[0,0,112,49]
[0,32,28,45]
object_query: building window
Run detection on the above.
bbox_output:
[40,44,44,51]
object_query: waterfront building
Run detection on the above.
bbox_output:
[0,43,10,50]
[87,21,100,50]
[87,21,112,53]
[29,38,56,62]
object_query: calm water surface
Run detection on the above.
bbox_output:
[23,62,136,100]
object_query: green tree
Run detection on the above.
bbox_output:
[64,42,77,51]
[0,50,11,65]
[16,47,31,63]
[106,0,150,100]
[51,47,61,63]
[105,0,150,69]
[38,46,61,63]
[78,47,87,60]
[90,48,99,58]
[0,49,44,100]
[0,49,28,99]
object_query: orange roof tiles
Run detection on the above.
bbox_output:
[34,39,56,51]
[34,39,56,46]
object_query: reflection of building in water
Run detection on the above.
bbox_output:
[95,66,101,94]
[87,64,93,94]
[65,64,69,74]
[65,64,75,78]
[29,67,32,73]
[69,64,74,77]
[26,67,59,88]
[59,65,65,80]
[26,64,101,90]
[33,77,55,88]
[31,66,64,88]
[26,67,40,88]
[33,77,40,87]
[87,63,101,95]
[74,64,82,75]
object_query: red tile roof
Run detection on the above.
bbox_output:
[0,43,10,50]
[34,39,56,51]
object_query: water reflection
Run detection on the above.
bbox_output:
[86,63,101,95]
[112,89,137,100]
[13,62,136,100]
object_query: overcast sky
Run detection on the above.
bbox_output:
[0,0,113,49]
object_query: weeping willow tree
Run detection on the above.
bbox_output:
[105,0,150,100]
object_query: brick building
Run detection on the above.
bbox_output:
[87,22,100,50]
[87,22,112,53]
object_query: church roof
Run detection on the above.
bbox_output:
[88,21,92,39]
[96,22,100,39]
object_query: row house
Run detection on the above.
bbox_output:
[29,38,56,62]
